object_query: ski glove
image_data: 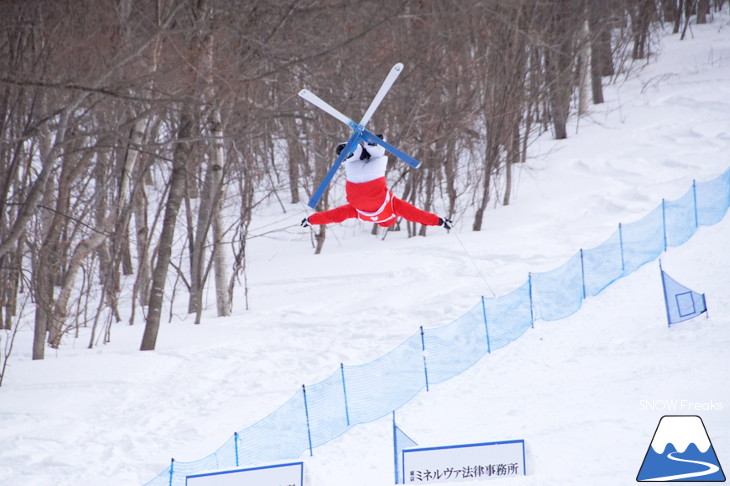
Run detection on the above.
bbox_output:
[336,143,365,160]
[438,217,453,230]
[335,143,349,156]
[361,133,385,159]
[301,217,310,228]
[366,133,384,146]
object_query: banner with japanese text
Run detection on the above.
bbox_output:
[402,440,525,483]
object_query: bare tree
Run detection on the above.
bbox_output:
[628,0,658,58]
[141,105,195,351]
[208,109,231,318]
[0,0,677,364]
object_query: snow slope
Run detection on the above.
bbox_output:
[1,13,729,486]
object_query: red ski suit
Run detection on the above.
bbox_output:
[307,144,440,228]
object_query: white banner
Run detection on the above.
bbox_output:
[402,440,525,483]
[185,461,303,486]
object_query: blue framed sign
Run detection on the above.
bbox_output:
[185,461,303,486]
[402,440,525,483]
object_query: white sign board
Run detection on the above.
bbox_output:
[402,440,525,483]
[185,461,303,486]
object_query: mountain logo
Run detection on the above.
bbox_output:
[637,415,725,482]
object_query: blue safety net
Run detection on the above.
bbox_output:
[582,228,624,297]
[305,369,349,448]
[236,390,310,466]
[483,281,534,351]
[665,186,697,248]
[343,334,425,426]
[531,252,584,321]
[423,301,488,385]
[696,168,730,226]
[144,168,729,486]
[622,204,665,275]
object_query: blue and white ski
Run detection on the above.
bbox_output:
[298,63,421,209]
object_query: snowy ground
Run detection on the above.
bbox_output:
[1,14,730,486]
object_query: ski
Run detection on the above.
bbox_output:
[307,133,361,209]
[297,63,403,130]
[298,63,421,209]
[298,89,356,129]
[359,62,402,126]
[361,129,421,169]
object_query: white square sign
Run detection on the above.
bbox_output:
[402,440,525,483]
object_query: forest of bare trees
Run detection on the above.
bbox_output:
[0,0,725,369]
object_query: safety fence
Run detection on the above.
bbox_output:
[145,168,730,486]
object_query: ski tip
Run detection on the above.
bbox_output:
[298,89,309,97]
[393,63,403,72]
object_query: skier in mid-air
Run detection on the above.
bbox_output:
[301,136,453,230]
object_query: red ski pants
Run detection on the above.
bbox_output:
[308,197,440,227]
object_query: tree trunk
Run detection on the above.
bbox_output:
[93,143,124,325]
[1,248,20,330]
[0,126,57,260]
[31,124,66,360]
[32,270,53,360]
[631,0,654,59]
[473,142,496,231]
[661,0,677,22]
[313,225,326,255]
[133,182,151,307]
[443,138,458,218]
[674,0,685,33]
[697,0,710,25]
[188,161,214,316]
[546,44,572,140]
[405,169,423,238]
[284,119,305,205]
[48,232,107,348]
[210,109,230,317]
[583,0,614,94]
[140,110,193,351]
[503,124,521,206]
[588,7,606,105]
[418,148,436,237]
[577,20,591,116]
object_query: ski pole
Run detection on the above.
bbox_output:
[452,231,497,298]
